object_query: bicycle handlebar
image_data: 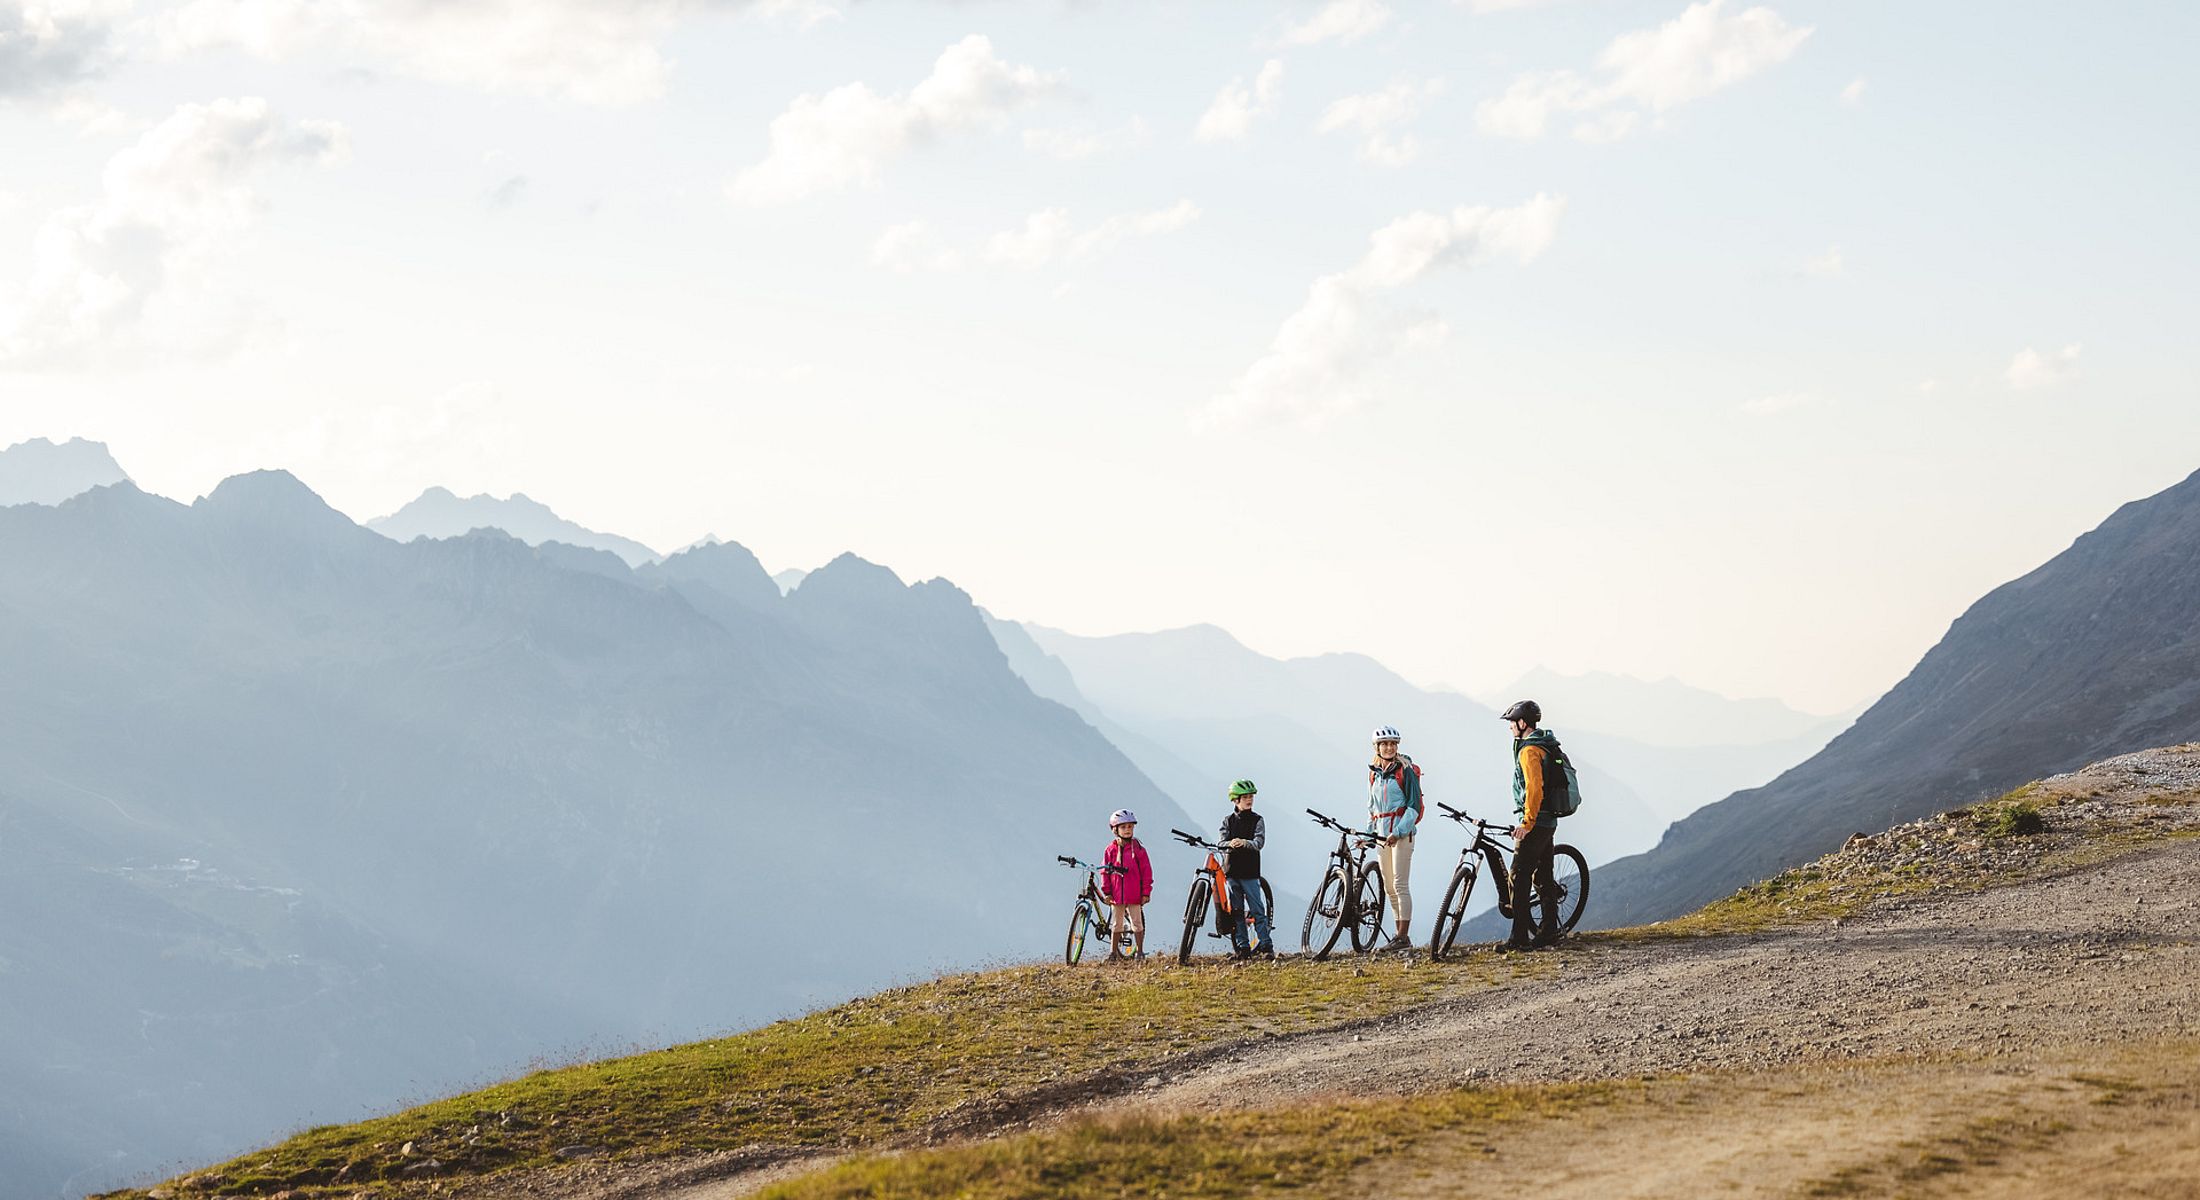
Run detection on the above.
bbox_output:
[1435,803,1514,833]
[1170,828,1220,850]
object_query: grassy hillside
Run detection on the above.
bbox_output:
[108,747,2200,1200]
[107,955,1538,1198]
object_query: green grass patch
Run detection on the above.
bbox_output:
[112,955,1531,1199]
[1978,799,2047,838]
[754,1079,1627,1200]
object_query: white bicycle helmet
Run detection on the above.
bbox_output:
[1371,725,1402,743]
[1109,808,1138,827]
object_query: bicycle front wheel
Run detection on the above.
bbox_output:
[1352,866,1387,952]
[1066,901,1092,965]
[1178,879,1210,965]
[1428,865,1478,960]
[1303,870,1350,960]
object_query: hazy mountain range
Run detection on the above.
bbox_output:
[0,437,128,507]
[1477,669,1853,749]
[369,487,663,567]
[1581,465,2200,928]
[0,466,1200,1197]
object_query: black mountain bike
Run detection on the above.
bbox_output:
[1300,809,1389,960]
[1425,802,1589,959]
[1056,855,1126,965]
[1168,829,1273,965]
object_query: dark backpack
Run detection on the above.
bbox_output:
[1538,738,1584,818]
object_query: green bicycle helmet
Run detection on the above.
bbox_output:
[1227,779,1258,798]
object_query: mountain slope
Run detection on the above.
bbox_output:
[0,475,1197,1198]
[1582,466,2200,927]
[367,486,662,566]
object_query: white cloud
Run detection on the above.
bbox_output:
[1281,0,1392,46]
[728,35,1063,206]
[0,0,120,101]
[154,0,786,105]
[1840,77,1867,106]
[871,220,962,273]
[1803,245,1843,278]
[1021,118,1148,161]
[1195,58,1284,142]
[984,200,1199,269]
[0,97,347,369]
[2006,344,2081,391]
[1475,0,1811,143]
[1316,79,1443,166]
[1200,194,1565,428]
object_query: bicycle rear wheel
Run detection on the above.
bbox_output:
[1302,870,1350,960]
[1065,901,1092,965]
[1351,866,1387,952]
[1177,879,1210,965]
[1427,865,1479,959]
[1534,844,1590,933]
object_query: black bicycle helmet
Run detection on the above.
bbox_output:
[1500,699,1542,724]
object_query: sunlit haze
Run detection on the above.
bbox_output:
[5,0,2196,714]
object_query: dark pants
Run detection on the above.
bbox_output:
[1510,824,1559,944]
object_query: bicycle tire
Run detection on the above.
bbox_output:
[1066,901,1091,965]
[1302,869,1351,960]
[1536,844,1589,933]
[1177,879,1210,965]
[1352,865,1387,953]
[1427,865,1478,959]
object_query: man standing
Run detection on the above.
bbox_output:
[1367,725,1422,950]
[1502,700,1564,949]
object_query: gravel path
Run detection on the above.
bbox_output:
[1137,834,2200,1110]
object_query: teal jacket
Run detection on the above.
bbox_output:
[1511,729,1564,832]
[1368,754,1423,839]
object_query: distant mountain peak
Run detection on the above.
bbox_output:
[0,436,131,506]
[641,538,778,608]
[797,552,906,596]
[369,487,661,567]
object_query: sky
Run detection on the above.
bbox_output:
[2,0,2196,714]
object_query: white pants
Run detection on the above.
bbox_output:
[1379,835,1414,926]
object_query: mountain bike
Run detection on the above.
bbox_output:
[1299,809,1389,960]
[1167,829,1273,965]
[1056,855,1126,965]
[1424,802,1590,958]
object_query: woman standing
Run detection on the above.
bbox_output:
[1366,725,1423,950]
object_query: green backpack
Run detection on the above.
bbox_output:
[1533,737,1584,818]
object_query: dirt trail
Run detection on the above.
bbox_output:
[1134,837,2200,1110]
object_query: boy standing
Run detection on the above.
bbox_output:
[1218,780,1274,959]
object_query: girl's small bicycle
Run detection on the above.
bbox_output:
[1167,829,1273,965]
[1424,802,1590,959]
[1055,855,1126,965]
[1299,809,1388,960]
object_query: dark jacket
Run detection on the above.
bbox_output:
[1218,808,1266,879]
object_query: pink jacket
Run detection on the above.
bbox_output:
[1101,836,1153,905]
